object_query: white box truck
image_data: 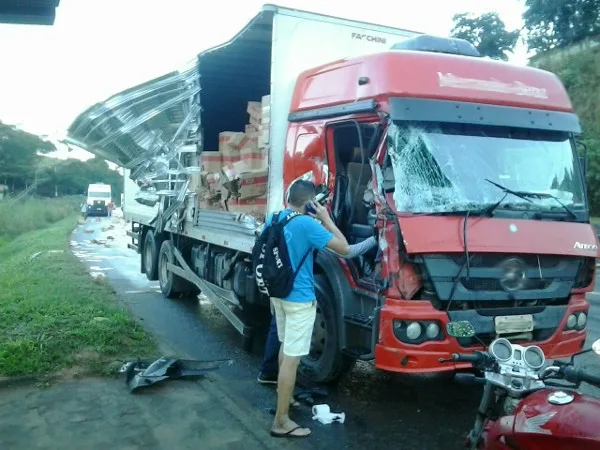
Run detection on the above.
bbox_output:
[66,4,595,383]
[86,182,112,216]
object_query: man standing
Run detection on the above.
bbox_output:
[258,236,379,386]
[264,180,353,439]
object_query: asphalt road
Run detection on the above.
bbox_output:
[72,215,600,450]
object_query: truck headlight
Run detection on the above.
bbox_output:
[577,312,587,330]
[392,320,444,344]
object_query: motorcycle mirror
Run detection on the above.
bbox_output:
[446,321,476,338]
[593,338,600,356]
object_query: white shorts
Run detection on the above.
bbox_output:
[271,298,317,357]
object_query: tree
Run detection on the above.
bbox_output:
[0,122,56,191]
[523,0,600,53]
[451,12,520,61]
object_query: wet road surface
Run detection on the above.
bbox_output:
[71,215,600,450]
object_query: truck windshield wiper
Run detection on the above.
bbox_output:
[485,179,577,220]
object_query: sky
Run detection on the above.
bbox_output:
[0,0,527,160]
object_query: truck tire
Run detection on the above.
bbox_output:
[158,240,189,298]
[143,230,163,281]
[300,275,356,384]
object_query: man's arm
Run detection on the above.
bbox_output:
[326,236,378,259]
[308,201,350,256]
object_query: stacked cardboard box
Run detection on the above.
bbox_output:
[195,96,271,221]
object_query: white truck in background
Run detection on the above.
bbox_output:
[86,183,112,216]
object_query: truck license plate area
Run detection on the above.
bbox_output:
[494,315,534,334]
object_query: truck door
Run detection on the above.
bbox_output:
[326,121,381,282]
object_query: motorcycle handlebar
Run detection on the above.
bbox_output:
[563,366,600,388]
[450,353,484,363]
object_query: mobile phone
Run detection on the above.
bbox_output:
[306,185,330,215]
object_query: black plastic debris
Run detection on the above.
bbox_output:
[267,386,329,414]
[119,357,231,392]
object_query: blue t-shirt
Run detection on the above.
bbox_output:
[263,209,333,302]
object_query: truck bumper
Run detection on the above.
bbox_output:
[374,295,589,374]
[87,205,108,216]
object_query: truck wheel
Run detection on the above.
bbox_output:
[300,275,356,384]
[158,240,188,298]
[143,230,163,281]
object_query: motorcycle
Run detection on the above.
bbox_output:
[440,320,600,450]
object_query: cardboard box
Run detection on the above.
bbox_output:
[258,126,270,149]
[219,132,244,156]
[240,147,267,169]
[228,195,267,221]
[247,101,262,128]
[238,168,268,199]
[261,95,270,108]
[201,151,222,173]
[247,101,261,119]
[261,105,271,124]
[221,160,250,182]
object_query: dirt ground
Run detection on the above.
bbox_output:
[0,375,301,450]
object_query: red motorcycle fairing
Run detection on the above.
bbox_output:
[483,389,600,450]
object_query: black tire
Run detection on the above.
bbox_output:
[242,333,254,353]
[158,240,189,298]
[143,230,163,281]
[300,275,356,384]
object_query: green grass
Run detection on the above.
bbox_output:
[591,217,600,225]
[0,196,82,242]
[0,215,156,377]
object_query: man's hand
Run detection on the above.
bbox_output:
[307,200,331,223]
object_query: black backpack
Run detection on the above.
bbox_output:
[252,211,311,298]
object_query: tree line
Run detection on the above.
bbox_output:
[451,0,600,60]
[0,122,122,202]
[451,0,600,215]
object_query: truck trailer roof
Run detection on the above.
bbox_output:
[65,4,418,168]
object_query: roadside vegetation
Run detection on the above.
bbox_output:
[0,197,82,244]
[0,211,156,377]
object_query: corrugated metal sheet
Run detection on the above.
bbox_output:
[65,8,274,167]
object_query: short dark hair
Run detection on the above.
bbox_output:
[288,180,316,208]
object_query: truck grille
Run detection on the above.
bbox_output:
[421,253,582,307]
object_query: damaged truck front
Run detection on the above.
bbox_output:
[66,4,598,384]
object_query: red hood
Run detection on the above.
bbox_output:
[397,216,600,257]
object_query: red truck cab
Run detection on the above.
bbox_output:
[283,36,598,380]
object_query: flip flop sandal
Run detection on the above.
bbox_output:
[270,426,311,438]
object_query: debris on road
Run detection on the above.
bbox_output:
[90,272,106,281]
[294,386,328,406]
[30,251,43,261]
[312,404,345,425]
[119,357,232,392]
[30,250,65,261]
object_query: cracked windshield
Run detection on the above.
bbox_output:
[1,1,600,449]
[387,122,586,215]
